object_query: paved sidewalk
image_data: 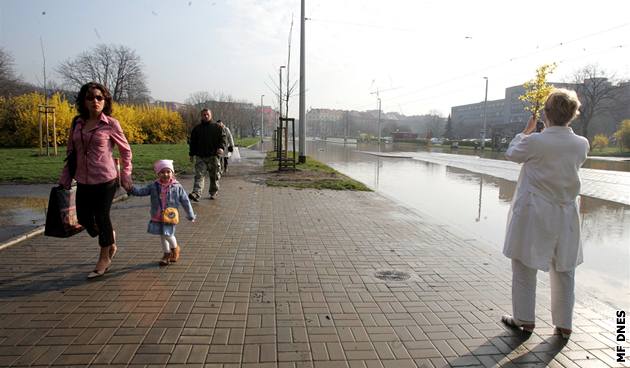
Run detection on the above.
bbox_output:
[0,149,626,367]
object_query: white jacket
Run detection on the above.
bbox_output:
[221,126,235,158]
[503,126,589,272]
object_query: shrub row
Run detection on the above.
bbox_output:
[0,92,186,147]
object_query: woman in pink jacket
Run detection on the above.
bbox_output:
[59,82,133,279]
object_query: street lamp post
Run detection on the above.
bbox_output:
[260,94,264,144]
[377,97,382,152]
[370,89,382,152]
[298,0,306,163]
[481,76,488,150]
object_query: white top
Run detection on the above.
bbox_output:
[222,126,235,158]
[503,126,589,272]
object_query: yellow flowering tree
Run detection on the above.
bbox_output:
[519,63,557,121]
[0,92,187,147]
[614,120,630,151]
[591,134,609,151]
[0,92,74,148]
[111,102,147,144]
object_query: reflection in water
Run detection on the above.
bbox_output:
[0,197,48,226]
[476,175,483,223]
[307,140,630,310]
[372,141,630,172]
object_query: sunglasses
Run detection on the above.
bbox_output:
[85,95,105,101]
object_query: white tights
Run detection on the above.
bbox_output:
[511,259,575,329]
[160,234,178,253]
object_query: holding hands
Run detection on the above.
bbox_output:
[121,174,133,192]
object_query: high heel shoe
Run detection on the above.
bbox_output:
[555,327,572,339]
[109,243,117,260]
[87,260,111,279]
[109,231,117,259]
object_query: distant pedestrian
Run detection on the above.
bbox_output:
[217,120,234,174]
[128,160,196,265]
[188,108,227,201]
[59,81,133,279]
[501,88,589,339]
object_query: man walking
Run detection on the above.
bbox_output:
[188,108,226,201]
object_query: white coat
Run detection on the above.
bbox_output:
[221,126,235,158]
[503,126,589,272]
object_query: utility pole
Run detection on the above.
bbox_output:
[260,94,265,143]
[370,89,381,152]
[377,97,381,152]
[481,76,488,150]
[298,0,306,163]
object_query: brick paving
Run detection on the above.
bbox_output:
[0,149,627,367]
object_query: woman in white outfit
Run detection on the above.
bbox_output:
[501,88,589,339]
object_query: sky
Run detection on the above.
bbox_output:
[1,0,629,117]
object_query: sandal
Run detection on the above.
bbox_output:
[501,315,535,333]
[555,327,572,339]
[87,258,111,279]
[87,267,109,279]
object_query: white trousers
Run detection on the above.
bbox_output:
[511,259,575,329]
[160,234,178,253]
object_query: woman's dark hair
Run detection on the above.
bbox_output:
[76,82,113,118]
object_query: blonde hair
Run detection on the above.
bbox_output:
[543,88,581,126]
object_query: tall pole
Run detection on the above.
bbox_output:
[481,76,488,150]
[298,0,306,163]
[377,97,382,152]
[260,94,265,144]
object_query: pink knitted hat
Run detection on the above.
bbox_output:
[154,159,174,174]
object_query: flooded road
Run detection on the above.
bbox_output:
[305,140,630,310]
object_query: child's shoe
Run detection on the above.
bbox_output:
[159,253,171,266]
[170,247,180,262]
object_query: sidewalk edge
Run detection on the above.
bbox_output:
[0,194,128,251]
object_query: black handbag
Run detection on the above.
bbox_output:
[44,186,84,238]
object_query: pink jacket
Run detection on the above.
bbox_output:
[59,113,132,187]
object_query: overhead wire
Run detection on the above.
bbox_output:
[307,18,630,113]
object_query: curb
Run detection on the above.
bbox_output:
[0,193,129,252]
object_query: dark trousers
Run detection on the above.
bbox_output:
[222,156,229,171]
[76,179,117,247]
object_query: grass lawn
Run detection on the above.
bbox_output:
[0,137,259,184]
[588,146,630,157]
[263,151,371,191]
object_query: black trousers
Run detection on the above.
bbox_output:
[76,179,117,247]
[222,156,229,171]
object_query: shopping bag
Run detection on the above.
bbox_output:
[44,186,84,238]
[231,146,241,162]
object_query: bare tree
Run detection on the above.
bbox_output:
[186,91,212,108]
[571,65,619,141]
[0,48,27,96]
[57,44,150,103]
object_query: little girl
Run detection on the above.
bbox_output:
[129,160,196,265]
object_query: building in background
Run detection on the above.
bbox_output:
[451,79,629,140]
